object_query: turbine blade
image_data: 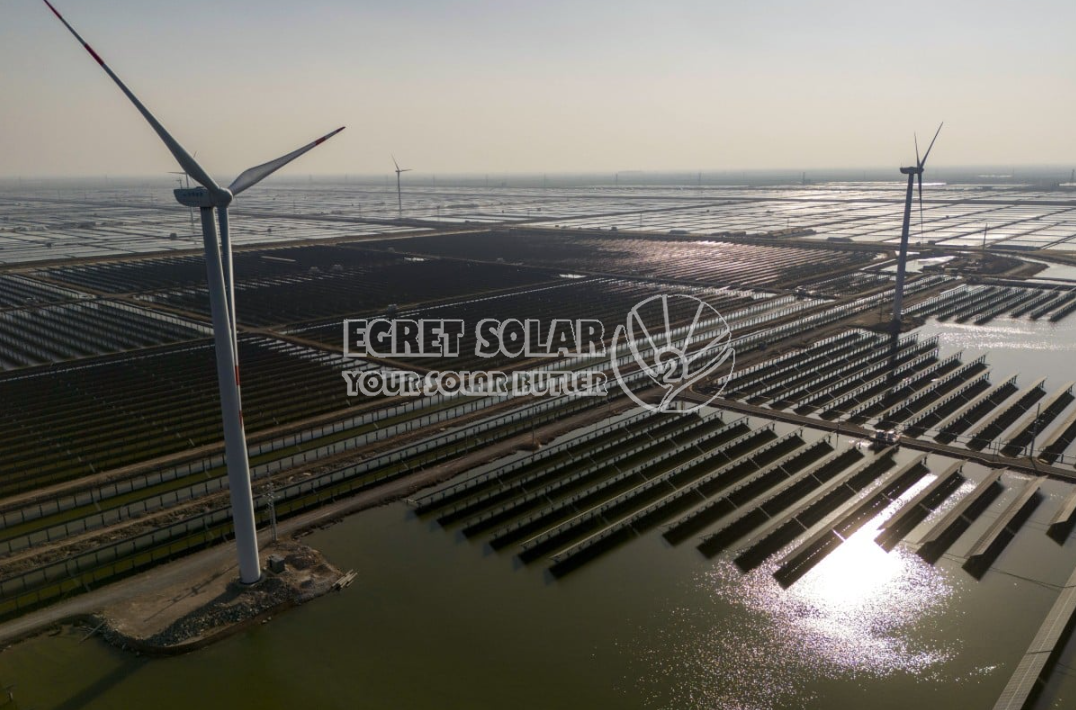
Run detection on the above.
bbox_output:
[919,122,944,168]
[392,155,400,171]
[42,0,219,193]
[228,127,345,196]
[914,133,920,167]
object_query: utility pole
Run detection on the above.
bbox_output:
[266,476,278,544]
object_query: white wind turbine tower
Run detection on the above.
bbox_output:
[43,0,345,584]
[891,123,942,333]
[392,155,412,219]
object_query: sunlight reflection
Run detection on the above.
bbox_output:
[706,474,956,677]
[924,317,1076,352]
[795,523,905,611]
[632,474,960,709]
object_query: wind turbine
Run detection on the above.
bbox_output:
[43,0,345,584]
[392,156,411,219]
[891,123,942,333]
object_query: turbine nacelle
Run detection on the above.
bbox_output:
[899,166,922,175]
[174,187,233,208]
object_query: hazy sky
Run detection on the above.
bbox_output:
[3,0,1075,177]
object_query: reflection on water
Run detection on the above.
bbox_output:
[1020,258,1076,283]
[634,477,957,709]
[880,256,954,274]
[923,318,1076,355]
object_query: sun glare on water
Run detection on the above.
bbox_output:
[636,475,959,709]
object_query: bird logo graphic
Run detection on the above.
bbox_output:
[611,294,734,412]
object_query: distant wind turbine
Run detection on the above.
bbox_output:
[392,155,411,219]
[168,170,196,234]
[43,0,345,584]
[891,123,943,333]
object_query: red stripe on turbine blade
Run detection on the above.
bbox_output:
[84,43,104,65]
[235,365,241,386]
[43,0,63,19]
[238,410,244,425]
[315,127,345,145]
